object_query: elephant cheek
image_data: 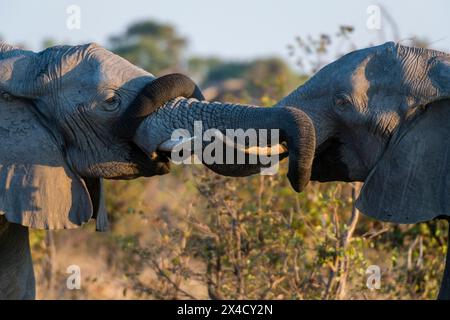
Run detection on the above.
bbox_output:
[310,158,351,182]
[310,140,351,182]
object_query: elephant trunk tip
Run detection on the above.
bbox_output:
[279,106,316,192]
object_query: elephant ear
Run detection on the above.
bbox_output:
[0,97,108,231]
[356,54,450,224]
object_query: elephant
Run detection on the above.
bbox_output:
[0,42,315,299]
[139,42,450,299]
[274,42,449,299]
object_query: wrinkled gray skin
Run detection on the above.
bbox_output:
[273,42,449,299]
[0,42,315,299]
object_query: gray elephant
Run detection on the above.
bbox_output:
[278,42,449,299]
[0,42,314,299]
[142,42,450,299]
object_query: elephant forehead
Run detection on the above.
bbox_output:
[49,43,154,93]
[91,47,155,90]
[96,62,155,94]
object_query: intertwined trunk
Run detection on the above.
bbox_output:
[134,98,316,192]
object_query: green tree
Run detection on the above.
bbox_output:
[109,20,187,74]
[197,57,302,103]
[42,38,57,49]
[203,61,251,84]
[244,57,302,101]
[187,56,221,77]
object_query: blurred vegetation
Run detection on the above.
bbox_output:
[109,20,187,74]
[28,19,447,300]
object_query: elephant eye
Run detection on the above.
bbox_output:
[103,95,120,112]
[333,94,352,111]
[105,95,118,104]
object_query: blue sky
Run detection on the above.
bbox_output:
[0,0,448,63]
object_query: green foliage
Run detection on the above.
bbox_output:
[244,57,302,101]
[109,20,187,74]
[203,61,251,84]
[194,56,302,103]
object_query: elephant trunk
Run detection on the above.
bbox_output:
[133,98,316,192]
[115,73,204,138]
[224,104,316,192]
[275,106,316,192]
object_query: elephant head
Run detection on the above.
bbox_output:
[276,42,450,224]
[0,43,207,230]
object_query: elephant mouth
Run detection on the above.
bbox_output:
[310,137,351,182]
[114,143,172,179]
[142,149,171,176]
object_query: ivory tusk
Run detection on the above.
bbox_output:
[157,136,196,152]
[216,134,288,156]
[157,134,288,156]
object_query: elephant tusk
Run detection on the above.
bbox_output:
[157,136,196,152]
[157,135,288,156]
[216,134,288,156]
